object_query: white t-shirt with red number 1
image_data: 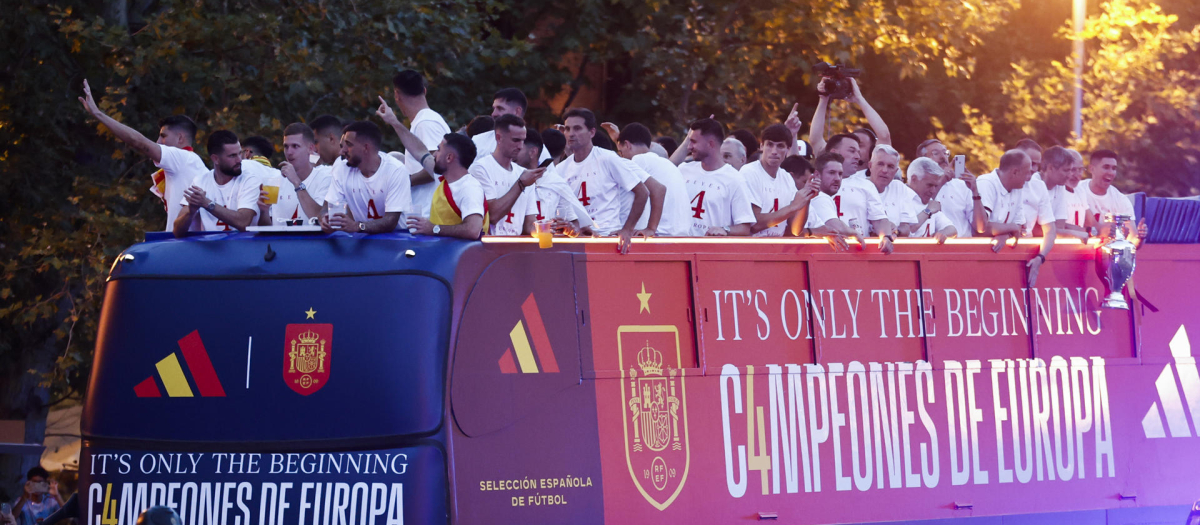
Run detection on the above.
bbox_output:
[681,161,755,236]
[560,147,645,235]
[805,193,840,230]
[907,199,955,238]
[1051,184,1092,229]
[156,145,210,231]
[469,154,535,236]
[977,171,1026,227]
[740,160,799,237]
[180,166,263,232]
[323,152,412,227]
[833,174,888,238]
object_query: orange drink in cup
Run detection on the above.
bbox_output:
[533,219,554,249]
[262,177,281,205]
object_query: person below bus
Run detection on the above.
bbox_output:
[905,157,957,242]
[741,124,815,237]
[680,118,755,237]
[831,143,895,253]
[469,114,545,236]
[377,98,486,239]
[77,80,208,231]
[858,144,917,237]
[615,123,691,237]
[977,149,1055,285]
[13,467,63,525]
[1080,149,1143,238]
[172,131,265,237]
[259,123,332,225]
[319,121,412,234]
[559,108,652,253]
[803,152,860,250]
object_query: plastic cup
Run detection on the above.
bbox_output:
[533,219,554,248]
[262,177,281,205]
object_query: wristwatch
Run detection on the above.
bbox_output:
[921,207,932,217]
[432,224,442,235]
[204,201,216,212]
[357,221,366,232]
[296,182,307,193]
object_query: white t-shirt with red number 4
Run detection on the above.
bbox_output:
[180,166,263,232]
[740,160,799,237]
[833,175,888,237]
[681,161,755,236]
[323,153,412,227]
[560,147,646,235]
[470,154,535,236]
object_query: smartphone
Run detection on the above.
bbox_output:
[538,158,553,169]
[953,155,966,177]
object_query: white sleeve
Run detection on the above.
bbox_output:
[1038,191,1056,225]
[741,168,765,209]
[305,171,332,206]
[384,169,412,214]
[864,186,888,221]
[933,211,954,233]
[457,181,486,219]
[730,178,757,225]
[805,197,837,229]
[610,155,646,192]
[413,121,445,149]
[324,171,346,206]
[1051,187,1070,222]
[155,145,184,178]
[897,187,919,224]
[979,179,999,220]
[235,176,263,212]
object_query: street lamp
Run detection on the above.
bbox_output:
[1072,0,1085,141]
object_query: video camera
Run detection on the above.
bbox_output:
[814,62,861,100]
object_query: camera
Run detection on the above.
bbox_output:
[814,62,861,100]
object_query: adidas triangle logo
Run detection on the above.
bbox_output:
[134,330,226,398]
[1141,326,1200,438]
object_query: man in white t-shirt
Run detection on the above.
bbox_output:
[833,149,895,253]
[721,138,747,171]
[377,99,486,239]
[469,114,546,236]
[1081,149,1138,236]
[259,122,331,224]
[740,124,814,237]
[679,118,755,237]
[78,79,208,230]
[515,127,585,230]
[389,70,453,218]
[1012,139,1052,237]
[857,145,914,243]
[918,138,984,237]
[310,115,344,167]
[1047,148,1094,238]
[172,131,263,237]
[472,88,551,165]
[319,121,411,234]
[559,108,651,253]
[804,152,860,250]
[978,149,1056,284]
[905,157,956,242]
[615,123,689,237]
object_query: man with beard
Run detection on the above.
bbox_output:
[809,78,892,170]
[559,108,651,253]
[78,80,208,230]
[905,157,956,242]
[1013,139,1052,236]
[469,114,546,235]
[680,118,754,236]
[804,152,861,250]
[741,124,817,237]
[319,120,411,234]
[310,115,344,166]
[172,130,263,236]
[260,123,332,224]
[377,99,486,239]
[472,88,551,164]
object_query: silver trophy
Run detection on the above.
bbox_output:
[1096,214,1137,309]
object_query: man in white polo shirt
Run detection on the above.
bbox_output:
[741,124,813,237]
[559,108,651,252]
[905,157,956,242]
[978,149,1056,284]
[172,131,263,237]
[78,79,209,230]
[615,122,688,237]
[264,122,332,224]
[1080,149,1138,236]
[680,118,755,237]
[833,145,894,253]
[857,144,916,238]
[469,114,546,235]
[320,121,412,234]
[391,70,452,217]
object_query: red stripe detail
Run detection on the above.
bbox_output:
[134,377,161,398]
[520,294,559,373]
[441,180,462,217]
[498,349,518,374]
[178,330,226,397]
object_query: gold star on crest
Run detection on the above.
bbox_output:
[304,307,317,319]
[636,282,652,314]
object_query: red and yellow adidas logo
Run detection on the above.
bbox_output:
[498,294,559,374]
[134,330,226,397]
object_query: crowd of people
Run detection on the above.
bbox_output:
[77,69,1145,282]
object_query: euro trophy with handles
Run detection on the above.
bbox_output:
[1096,214,1137,309]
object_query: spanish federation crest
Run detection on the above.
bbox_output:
[283,324,332,395]
[618,325,689,511]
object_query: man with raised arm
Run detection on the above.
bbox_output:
[389,70,452,218]
[741,124,816,237]
[377,98,486,239]
[680,118,755,237]
[310,115,344,166]
[78,80,208,230]
[172,131,263,237]
[559,108,651,253]
[808,78,892,167]
[804,152,861,250]
[319,121,411,234]
[264,123,332,224]
[472,88,551,164]
[905,158,957,242]
[614,123,688,237]
[468,114,546,236]
[977,149,1056,285]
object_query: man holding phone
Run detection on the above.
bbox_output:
[920,139,985,237]
[13,467,63,525]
